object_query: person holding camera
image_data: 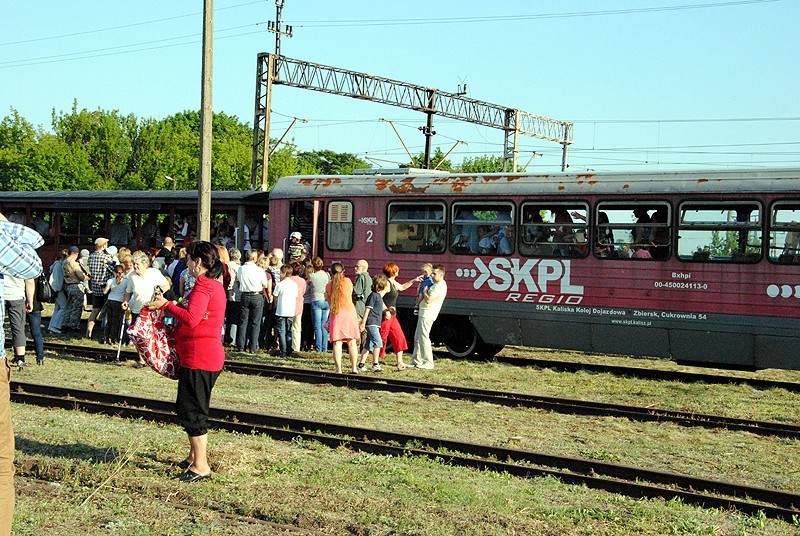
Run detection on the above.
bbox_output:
[86,237,115,339]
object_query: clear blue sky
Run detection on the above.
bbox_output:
[1,0,798,173]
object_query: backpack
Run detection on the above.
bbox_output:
[36,272,55,303]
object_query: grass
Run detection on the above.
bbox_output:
[8,329,800,533]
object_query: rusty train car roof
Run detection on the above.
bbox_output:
[0,189,269,210]
[269,168,800,199]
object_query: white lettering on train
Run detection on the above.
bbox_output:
[473,258,584,295]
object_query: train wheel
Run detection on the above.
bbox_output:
[476,342,504,359]
[443,320,479,358]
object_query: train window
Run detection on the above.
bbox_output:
[769,202,800,264]
[451,202,514,256]
[387,202,445,254]
[594,202,671,260]
[109,214,135,247]
[29,210,53,242]
[519,202,588,258]
[677,201,762,263]
[327,201,353,251]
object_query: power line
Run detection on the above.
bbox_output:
[289,0,781,28]
[572,116,800,124]
[0,0,265,47]
[0,29,264,69]
[0,23,263,67]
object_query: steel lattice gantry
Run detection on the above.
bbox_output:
[251,53,574,189]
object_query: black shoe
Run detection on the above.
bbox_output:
[179,469,212,483]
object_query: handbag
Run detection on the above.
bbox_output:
[127,308,180,379]
[35,272,55,303]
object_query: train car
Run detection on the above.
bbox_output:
[0,189,270,264]
[268,168,800,370]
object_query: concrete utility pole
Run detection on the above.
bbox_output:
[198,0,213,241]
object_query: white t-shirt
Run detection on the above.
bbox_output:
[3,275,26,301]
[125,267,169,313]
[419,280,447,320]
[106,276,127,302]
[237,262,268,293]
[273,278,298,317]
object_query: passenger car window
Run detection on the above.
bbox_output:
[326,201,353,251]
[677,201,762,262]
[386,202,445,253]
[769,202,800,264]
[519,202,588,258]
[451,202,514,256]
[594,202,671,260]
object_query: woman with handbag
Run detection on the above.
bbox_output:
[146,241,226,483]
[122,252,170,366]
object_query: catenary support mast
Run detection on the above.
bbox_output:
[252,53,573,187]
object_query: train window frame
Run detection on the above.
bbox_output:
[450,201,515,256]
[768,200,800,264]
[326,200,354,252]
[677,200,763,263]
[385,201,446,254]
[594,201,672,261]
[519,201,589,259]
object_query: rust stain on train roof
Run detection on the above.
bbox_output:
[557,185,565,191]
[301,177,342,189]
[697,178,709,184]
[389,177,429,194]
[588,180,598,185]
[448,176,477,193]
[622,184,630,189]
[375,179,393,191]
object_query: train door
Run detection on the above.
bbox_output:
[288,200,324,259]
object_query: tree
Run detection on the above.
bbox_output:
[267,143,318,189]
[297,149,369,175]
[458,154,508,173]
[406,147,453,171]
[51,101,134,189]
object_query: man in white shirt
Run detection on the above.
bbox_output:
[409,264,448,370]
[236,249,269,353]
[272,264,298,357]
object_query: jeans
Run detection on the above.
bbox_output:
[237,293,263,352]
[276,316,293,356]
[311,300,330,352]
[64,284,85,330]
[48,290,67,332]
[27,310,44,363]
[224,300,240,345]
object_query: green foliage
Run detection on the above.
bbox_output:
[2,105,541,193]
[458,154,508,173]
[1,105,255,192]
[298,149,368,175]
[407,147,453,171]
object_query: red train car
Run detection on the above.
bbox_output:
[269,168,800,370]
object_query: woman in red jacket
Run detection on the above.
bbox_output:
[148,241,226,483]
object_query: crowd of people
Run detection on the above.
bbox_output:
[29,229,449,375]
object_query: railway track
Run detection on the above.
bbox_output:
[36,341,800,440]
[491,353,800,393]
[11,380,800,521]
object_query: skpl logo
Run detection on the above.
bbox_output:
[458,258,584,304]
